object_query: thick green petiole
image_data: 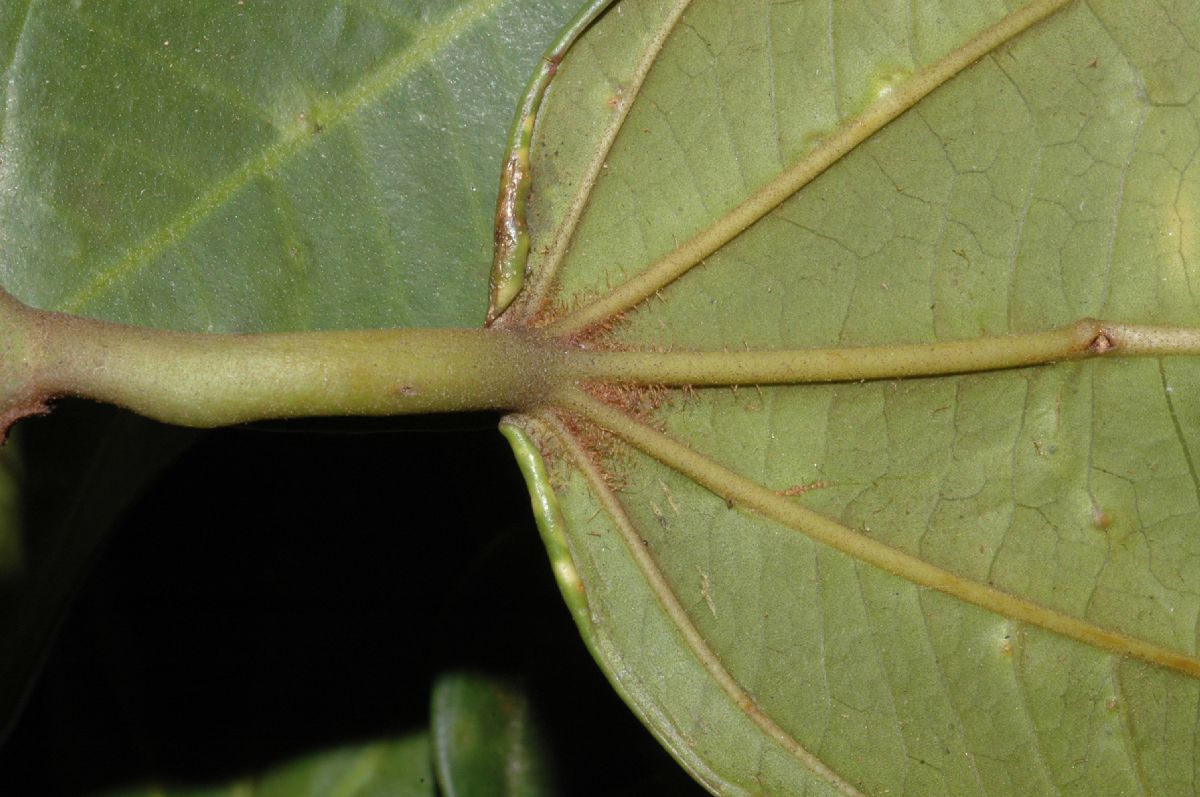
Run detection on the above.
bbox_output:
[3,279,1200,439]
[1,295,564,430]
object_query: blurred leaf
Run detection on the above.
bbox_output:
[96,732,435,797]
[432,672,555,797]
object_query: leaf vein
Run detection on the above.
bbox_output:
[520,0,695,322]
[1007,626,1065,796]
[548,0,1076,337]
[564,389,1200,679]
[1110,661,1153,797]
[0,0,33,85]
[914,591,989,796]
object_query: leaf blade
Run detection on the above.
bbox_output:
[514,0,1200,793]
[0,0,589,330]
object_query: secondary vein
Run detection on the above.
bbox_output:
[546,0,1074,338]
[561,388,1200,680]
[570,320,1200,386]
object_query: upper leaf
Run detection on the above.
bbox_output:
[507,1,1200,795]
[0,0,587,331]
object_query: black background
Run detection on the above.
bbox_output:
[0,406,707,795]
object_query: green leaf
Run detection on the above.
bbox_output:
[96,732,435,797]
[504,1,1200,795]
[431,671,556,797]
[0,0,585,330]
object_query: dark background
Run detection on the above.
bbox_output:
[0,405,707,795]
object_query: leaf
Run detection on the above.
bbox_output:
[431,671,556,797]
[95,732,436,797]
[501,1,1200,795]
[0,0,589,742]
[0,0,586,330]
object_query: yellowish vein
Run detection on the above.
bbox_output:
[562,388,1200,681]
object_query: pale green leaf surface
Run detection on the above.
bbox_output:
[511,1,1200,795]
[95,732,435,797]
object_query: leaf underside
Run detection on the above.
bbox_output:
[504,1,1200,795]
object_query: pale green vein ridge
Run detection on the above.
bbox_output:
[532,408,865,797]
[59,0,510,315]
[1004,628,1060,792]
[562,389,1200,680]
[32,115,206,197]
[347,0,422,32]
[74,11,278,130]
[1157,360,1200,496]
[546,0,1074,337]
[0,0,34,83]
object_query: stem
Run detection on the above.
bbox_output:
[21,304,564,427]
